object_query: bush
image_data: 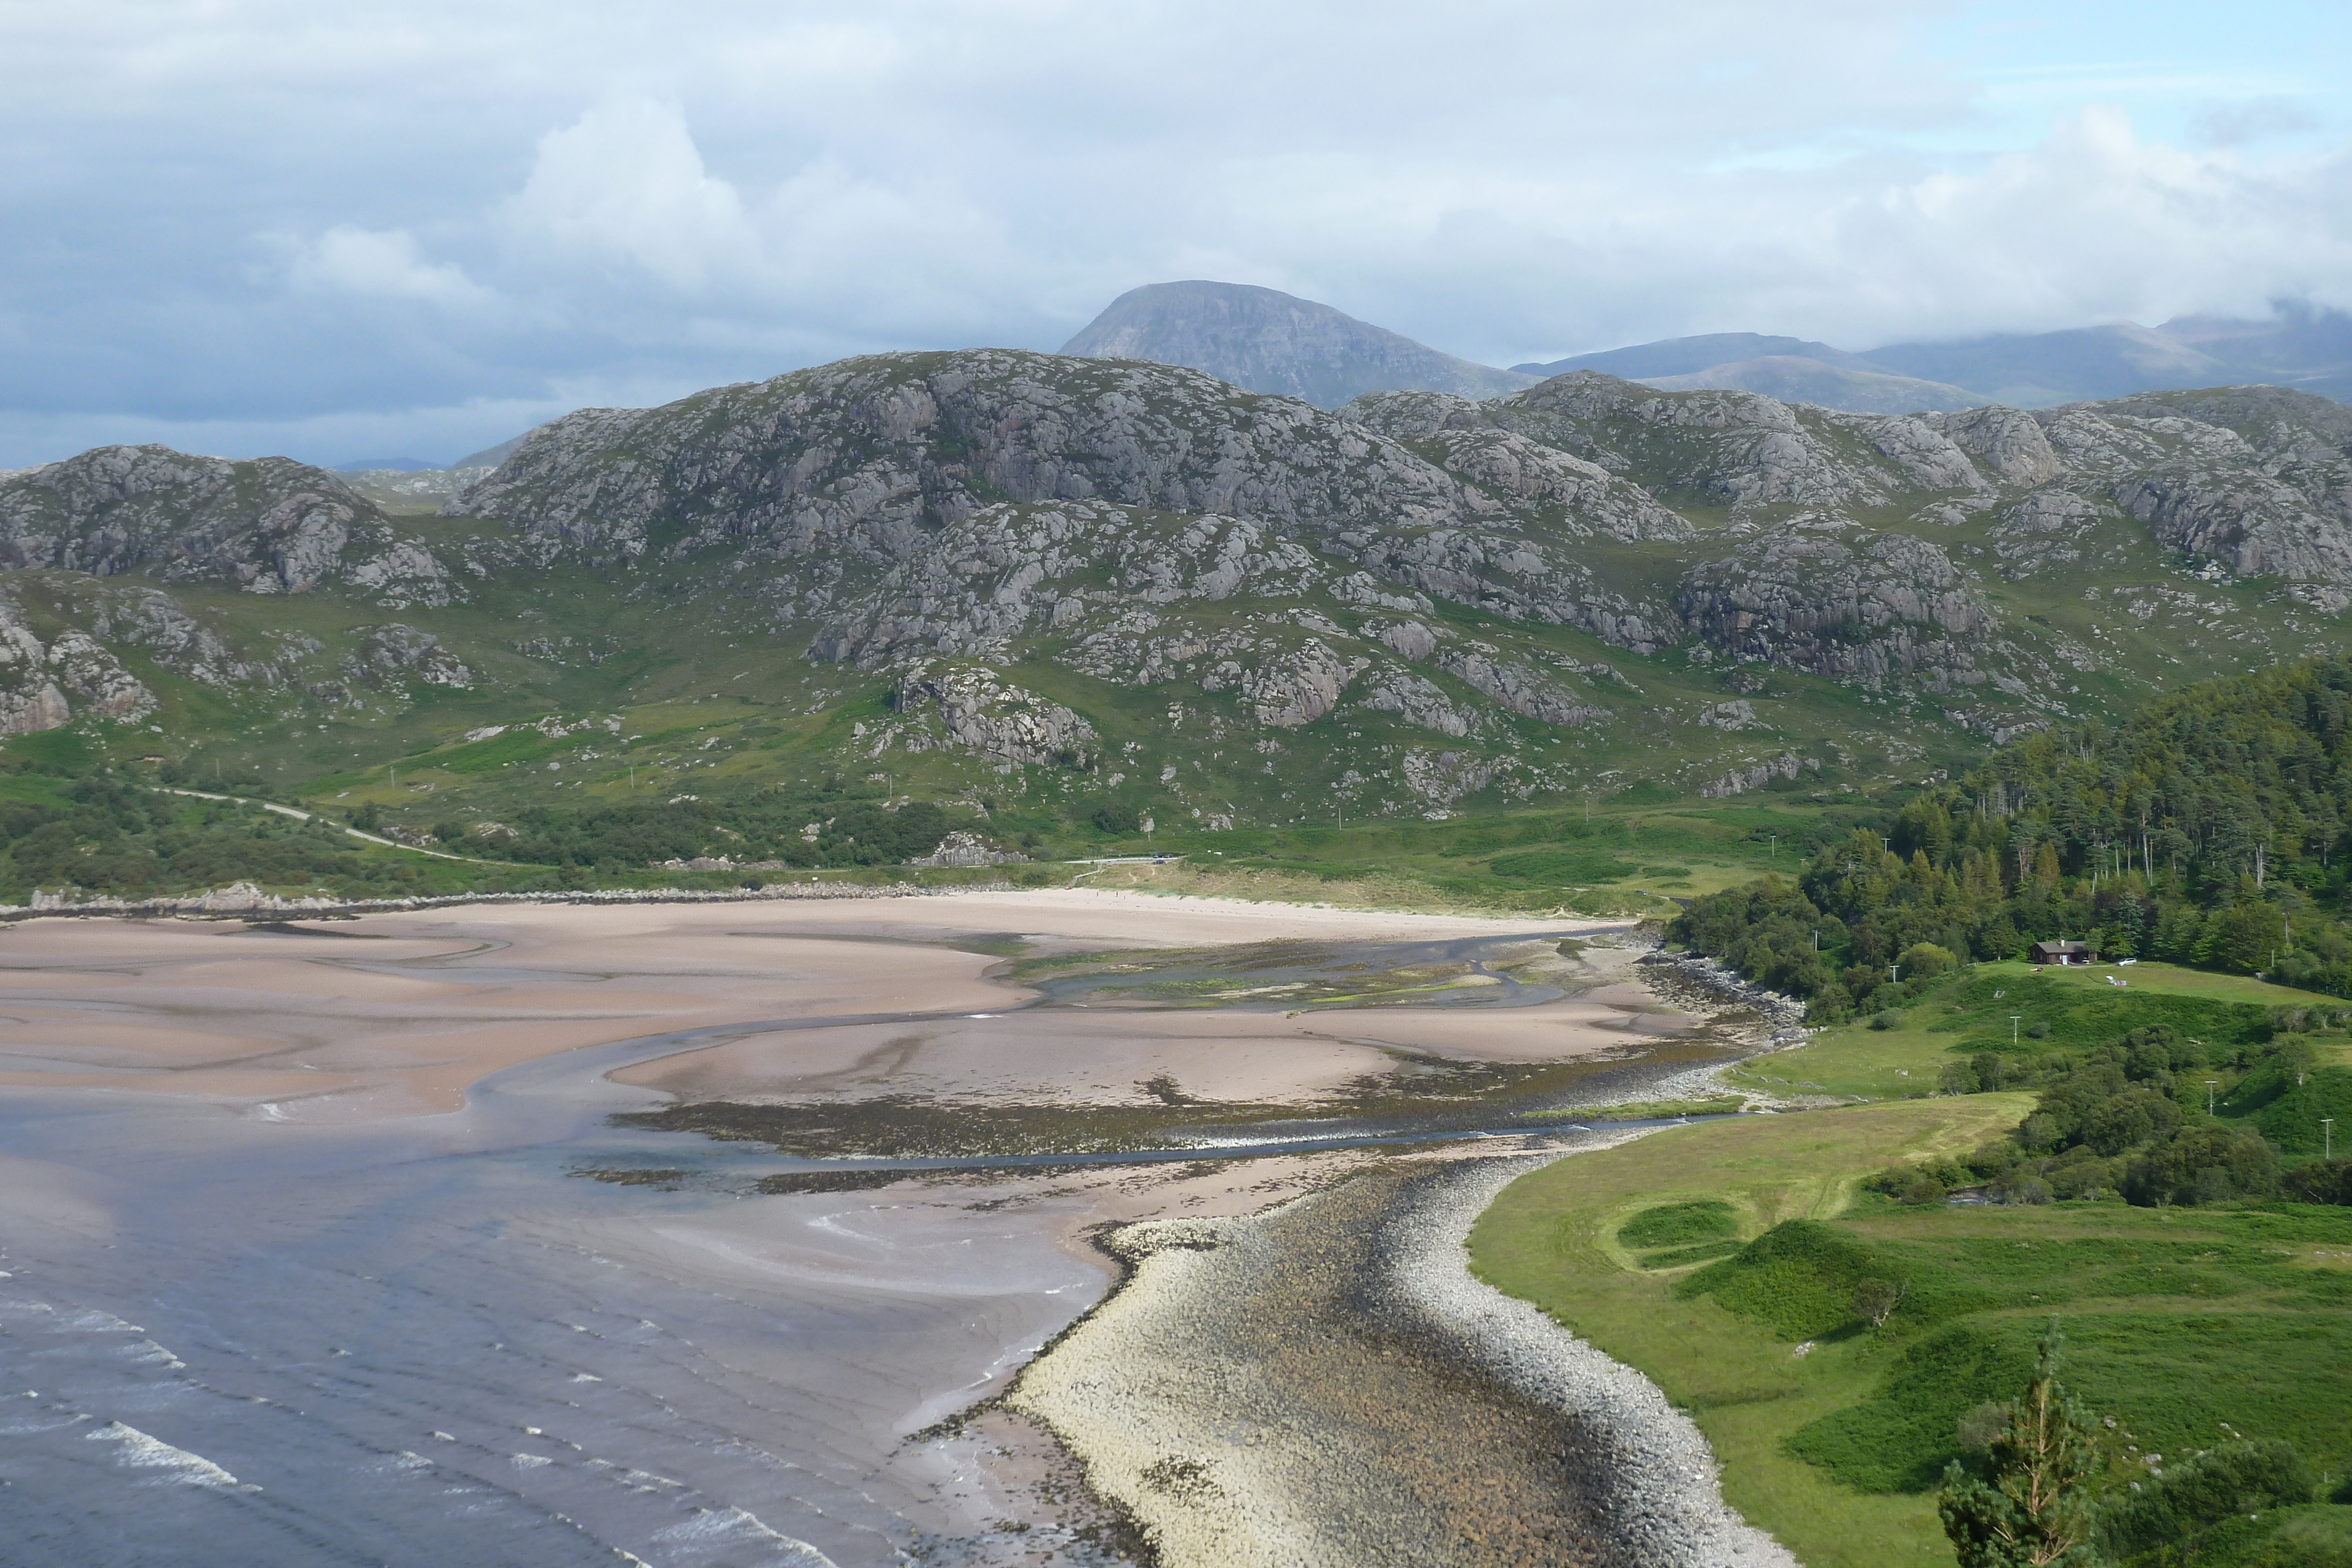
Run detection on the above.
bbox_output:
[2097,1440,2313,1563]
[1900,942,1958,978]
[1901,1175,1949,1206]
[1676,1219,1894,1339]
[1091,803,1141,835]
[2285,1156,2352,1205]
[1789,1323,2036,1493]
[2119,1122,2281,1206]
[1871,1009,1905,1031]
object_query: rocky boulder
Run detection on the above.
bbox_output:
[891,663,1101,769]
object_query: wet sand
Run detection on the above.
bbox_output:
[0,891,1641,1120]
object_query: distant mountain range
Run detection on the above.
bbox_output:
[1064,282,2352,417]
[1518,310,2352,410]
[364,290,2352,492]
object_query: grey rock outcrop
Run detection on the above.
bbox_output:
[1354,373,1889,513]
[1676,531,1991,677]
[455,350,1486,566]
[456,350,1683,656]
[11,340,2352,820]
[1701,753,1816,798]
[1358,667,1474,737]
[0,446,456,603]
[1401,748,1501,805]
[1210,638,1366,728]
[1923,406,2062,486]
[1435,648,1601,726]
[0,589,153,731]
[346,625,470,689]
[891,663,1101,768]
[904,830,1028,868]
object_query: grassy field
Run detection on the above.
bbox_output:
[1469,1099,2352,1568]
[1729,961,2346,1102]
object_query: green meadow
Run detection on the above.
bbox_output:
[1471,1099,2352,1568]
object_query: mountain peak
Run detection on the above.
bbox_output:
[1060,280,1535,409]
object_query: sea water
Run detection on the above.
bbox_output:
[0,1026,1098,1567]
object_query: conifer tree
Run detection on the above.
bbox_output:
[1937,1322,2104,1568]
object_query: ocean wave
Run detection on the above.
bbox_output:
[86,1420,257,1491]
[649,1504,840,1567]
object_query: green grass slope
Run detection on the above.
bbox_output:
[1471,1101,2352,1568]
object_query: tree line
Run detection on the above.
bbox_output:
[1672,655,2352,1014]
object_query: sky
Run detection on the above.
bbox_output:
[3,0,2349,467]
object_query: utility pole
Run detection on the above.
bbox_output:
[2206,1080,2220,1116]
[1889,963,1901,985]
[2011,1015,2022,1045]
[1813,930,1821,951]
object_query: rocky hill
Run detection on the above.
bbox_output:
[1061,281,1535,407]
[2,355,2351,833]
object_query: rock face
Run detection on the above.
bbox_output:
[1675,531,1990,678]
[904,830,1027,868]
[0,589,152,733]
[0,447,455,604]
[435,347,2352,786]
[1060,280,1536,408]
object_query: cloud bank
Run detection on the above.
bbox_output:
[2,0,2347,464]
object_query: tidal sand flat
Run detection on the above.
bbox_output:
[0,890,1745,1566]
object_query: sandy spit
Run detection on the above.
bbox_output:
[1009,1139,1798,1568]
[1382,1154,1799,1567]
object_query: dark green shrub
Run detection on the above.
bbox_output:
[2286,1156,2352,1205]
[2119,1123,2281,1206]
[2097,1440,2313,1563]
[1676,1219,1892,1339]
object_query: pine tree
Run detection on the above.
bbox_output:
[1937,1323,2104,1567]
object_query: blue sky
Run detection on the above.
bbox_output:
[2,0,2347,467]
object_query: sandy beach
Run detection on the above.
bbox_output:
[0,888,1647,1119]
[0,888,1776,1567]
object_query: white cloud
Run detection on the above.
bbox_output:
[501,99,752,289]
[287,225,489,306]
